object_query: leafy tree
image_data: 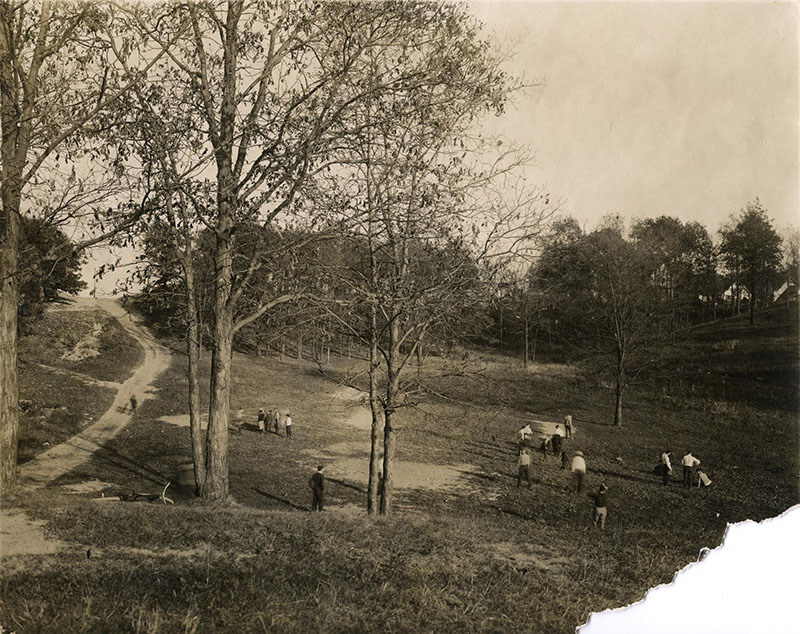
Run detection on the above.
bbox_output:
[719,199,782,325]
[631,216,717,328]
[533,216,664,426]
[18,215,86,332]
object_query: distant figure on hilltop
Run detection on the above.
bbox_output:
[564,414,573,438]
[571,451,587,493]
[272,410,280,435]
[285,412,293,438]
[257,408,266,433]
[309,465,325,511]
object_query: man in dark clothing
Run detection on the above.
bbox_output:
[551,432,563,456]
[309,465,325,511]
[591,484,609,529]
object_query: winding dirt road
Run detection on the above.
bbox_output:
[16,298,170,487]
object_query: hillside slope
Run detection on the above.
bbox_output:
[1,302,797,633]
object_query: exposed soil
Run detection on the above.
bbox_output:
[323,386,480,493]
[16,298,169,488]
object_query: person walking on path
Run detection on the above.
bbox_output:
[660,449,673,486]
[309,465,325,511]
[681,451,700,489]
[517,448,532,488]
[129,395,137,413]
[257,408,266,433]
[591,484,609,529]
[571,450,587,493]
[285,412,293,438]
[564,414,573,438]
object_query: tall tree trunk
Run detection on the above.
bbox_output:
[367,306,382,515]
[0,0,35,491]
[613,377,623,426]
[379,406,396,516]
[498,305,503,352]
[205,304,233,500]
[184,267,205,495]
[523,316,529,366]
[0,188,20,492]
[380,320,401,516]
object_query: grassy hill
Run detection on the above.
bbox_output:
[1,303,797,633]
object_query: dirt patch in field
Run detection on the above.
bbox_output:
[327,457,478,491]
[0,509,65,558]
[324,386,479,492]
[159,413,209,429]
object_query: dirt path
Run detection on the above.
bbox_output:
[16,298,170,487]
[2,298,170,560]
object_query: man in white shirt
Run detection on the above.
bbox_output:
[285,412,293,438]
[517,424,533,445]
[571,450,587,493]
[681,451,701,489]
[517,448,532,488]
[660,449,672,486]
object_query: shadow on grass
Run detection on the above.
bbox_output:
[60,443,174,489]
[328,477,366,494]
[591,467,658,486]
[252,487,309,512]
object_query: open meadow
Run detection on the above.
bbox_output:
[1,302,797,633]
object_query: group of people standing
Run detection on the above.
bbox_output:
[659,449,712,488]
[515,415,607,527]
[256,408,293,437]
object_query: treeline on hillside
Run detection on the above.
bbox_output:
[132,199,793,364]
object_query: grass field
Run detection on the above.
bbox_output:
[1,304,797,633]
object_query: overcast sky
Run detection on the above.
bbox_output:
[470,0,799,233]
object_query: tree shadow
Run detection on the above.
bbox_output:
[252,487,309,511]
[327,477,366,494]
[239,423,265,434]
[56,442,174,488]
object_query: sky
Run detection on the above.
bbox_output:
[470,0,799,234]
[82,0,800,294]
